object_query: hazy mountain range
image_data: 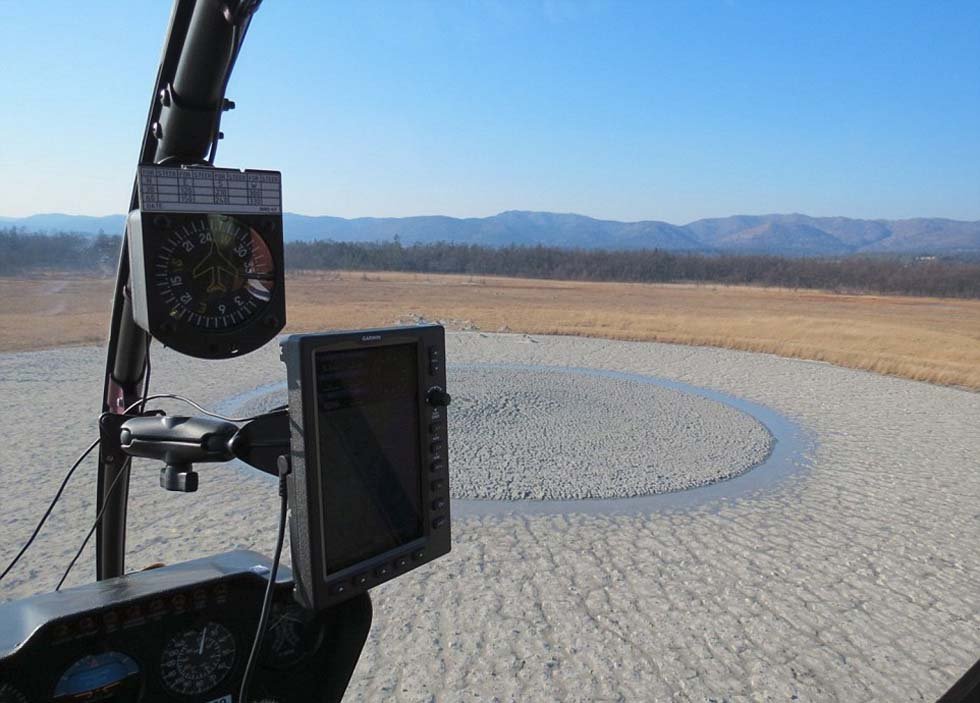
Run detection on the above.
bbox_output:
[3,211,979,257]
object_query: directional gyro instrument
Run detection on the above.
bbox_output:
[0,2,452,702]
[127,165,286,360]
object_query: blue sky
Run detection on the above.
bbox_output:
[1,0,978,223]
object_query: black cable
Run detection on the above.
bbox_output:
[239,461,289,703]
[55,459,132,592]
[140,332,152,414]
[3,335,149,586]
[0,438,101,583]
[57,341,150,592]
[124,393,279,423]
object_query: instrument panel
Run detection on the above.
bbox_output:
[0,551,371,703]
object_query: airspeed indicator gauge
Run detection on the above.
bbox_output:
[129,165,286,359]
[159,621,236,696]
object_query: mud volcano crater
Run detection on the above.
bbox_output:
[448,367,773,501]
[228,365,774,502]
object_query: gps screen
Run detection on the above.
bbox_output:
[314,343,423,575]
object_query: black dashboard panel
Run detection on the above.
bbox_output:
[0,551,371,703]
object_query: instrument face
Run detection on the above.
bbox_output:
[128,166,286,359]
[53,652,140,701]
[159,621,237,696]
[154,214,276,331]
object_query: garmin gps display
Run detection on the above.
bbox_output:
[315,344,423,573]
[282,325,453,611]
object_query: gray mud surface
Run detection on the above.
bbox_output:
[232,364,774,501]
[1,332,977,702]
[448,366,772,500]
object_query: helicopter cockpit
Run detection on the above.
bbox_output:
[0,2,452,701]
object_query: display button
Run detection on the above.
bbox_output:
[430,460,444,473]
[412,549,425,561]
[375,564,391,578]
[430,479,445,491]
[432,516,447,529]
[354,573,369,587]
[395,557,409,569]
[432,497,446,510]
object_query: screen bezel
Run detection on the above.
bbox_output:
[283,324,452,611]
[305,333,430,584]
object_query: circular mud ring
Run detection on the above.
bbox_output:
[226,364,778,503]
[447,366,772,500]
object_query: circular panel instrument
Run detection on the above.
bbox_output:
[129,165,286,359]
[153,214,276,332]
[52,651,140,701]
[159,621,236,697]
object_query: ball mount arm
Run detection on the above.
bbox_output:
[117,409,288,491]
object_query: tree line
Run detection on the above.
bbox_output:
[0,228,120,274]
[285,238,980,298]
[3,228,979,298]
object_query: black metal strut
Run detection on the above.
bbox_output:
[96,0,260,581]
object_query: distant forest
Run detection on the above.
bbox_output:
[3,228,979,299]
[0,229,123,274]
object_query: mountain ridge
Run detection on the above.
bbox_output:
[2,211,979,257]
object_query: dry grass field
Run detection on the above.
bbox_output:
[2,271,979,390]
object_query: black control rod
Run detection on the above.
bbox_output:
[97,0,259,580]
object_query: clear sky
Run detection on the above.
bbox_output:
[1,0,978,223]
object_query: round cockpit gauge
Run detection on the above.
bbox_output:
[159,621,236,696]
[0,683,28,703]
[52,651,140,701]
[154,214,276,331]
[261,602,323,670]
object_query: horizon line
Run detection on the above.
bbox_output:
[2,210,979,227]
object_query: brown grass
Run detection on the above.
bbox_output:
[3,271,979,391]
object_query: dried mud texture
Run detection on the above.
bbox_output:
[447,366,772,500]
[232,365,775,501]
[0,333,977,702]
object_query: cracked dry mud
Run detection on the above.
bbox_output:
[232,364,776,501]
[0,333,977,702]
